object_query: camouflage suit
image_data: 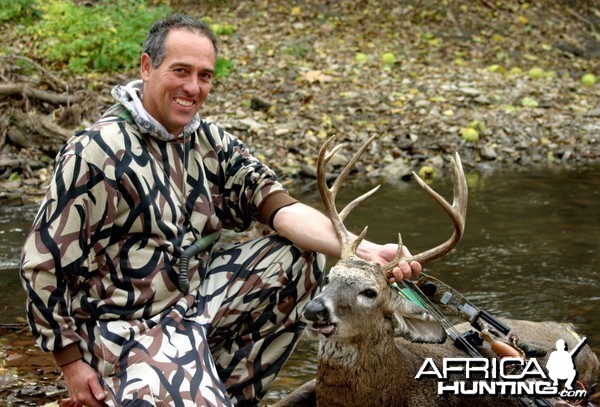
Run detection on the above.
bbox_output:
[20,81,324,406]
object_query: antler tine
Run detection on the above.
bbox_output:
[339,185,380,222]
[317,134,380,259]
[330,134,378,201]
[384,153,468,274]
[317,136,350,256]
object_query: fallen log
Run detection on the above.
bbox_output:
[6,109,72,154]
[0,83,78,106]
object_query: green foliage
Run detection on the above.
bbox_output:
[7,172,21,182]
[210,23,235,36]
[28,0,171,73]
[0,0,40,24]
[215,58,234,79]
[283,40,310,59]
[21,0,235,78]
[520,97,539,108]
[14,57,37,76]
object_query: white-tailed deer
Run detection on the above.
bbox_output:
[275,135,600,407]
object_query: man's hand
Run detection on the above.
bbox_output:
[62,359,106,407]
[357,242,422,282]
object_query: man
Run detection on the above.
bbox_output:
[20,14,421,406]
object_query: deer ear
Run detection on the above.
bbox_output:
[390,292,447,343]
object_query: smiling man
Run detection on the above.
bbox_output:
[20,13,421,407]
[141,28,215,135]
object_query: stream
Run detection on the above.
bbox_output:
[1,165,598,404]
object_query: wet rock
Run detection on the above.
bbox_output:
[480,144,497,160]
[370,158,412,183]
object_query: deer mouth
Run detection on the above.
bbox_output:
[307,321,337,337]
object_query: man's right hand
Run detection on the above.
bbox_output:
[61,359,107,407]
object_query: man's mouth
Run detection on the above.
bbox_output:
[175,97,194,107]
[307,321,337,337]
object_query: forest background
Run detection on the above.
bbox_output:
[0,0,599,207]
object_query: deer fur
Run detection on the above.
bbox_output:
[283,255,599,407]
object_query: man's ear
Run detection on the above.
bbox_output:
[140,53,152,80]
[390,291,447,343]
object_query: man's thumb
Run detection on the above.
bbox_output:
[89,377,106,400]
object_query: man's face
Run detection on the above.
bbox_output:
[141,29,215,135]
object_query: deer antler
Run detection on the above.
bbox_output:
[317,136,468,270]
[317,135,380,259]
[383,153,468,276]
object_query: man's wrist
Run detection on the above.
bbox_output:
[355,239,378,259]
[53,343,83,367]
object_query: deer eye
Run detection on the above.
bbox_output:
[361,289,377,299]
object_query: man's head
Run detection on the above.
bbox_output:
[140,14,218,136]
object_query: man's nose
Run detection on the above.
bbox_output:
[182,77,200,95]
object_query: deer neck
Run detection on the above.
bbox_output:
[317,313,399,362]
[317,332,401,370]
[316,331,414,406]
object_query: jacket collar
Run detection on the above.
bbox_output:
[106,79,201,141]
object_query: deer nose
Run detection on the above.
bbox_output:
[304,298,329,322]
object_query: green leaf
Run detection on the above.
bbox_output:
[8,172,20,182]
[520,97,539,108]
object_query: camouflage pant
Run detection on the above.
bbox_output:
[82,234,325,406]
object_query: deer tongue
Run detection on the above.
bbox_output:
[308,322,337,337]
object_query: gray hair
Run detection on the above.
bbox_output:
[142,13,219,69]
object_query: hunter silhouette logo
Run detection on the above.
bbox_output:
[415,336,589,400]
[546,338,578,390]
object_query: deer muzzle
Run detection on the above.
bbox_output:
[304,297,336,337]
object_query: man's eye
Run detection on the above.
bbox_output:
[200,73,214,83]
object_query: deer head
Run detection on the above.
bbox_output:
[304,135,468,345]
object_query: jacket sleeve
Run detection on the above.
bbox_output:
[20,147,117,365]
[209,124,295,231]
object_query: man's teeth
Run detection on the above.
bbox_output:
[175,98,193,107]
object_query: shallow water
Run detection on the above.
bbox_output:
[1,166,598,401]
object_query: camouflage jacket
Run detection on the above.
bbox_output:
[20,97,295,365]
